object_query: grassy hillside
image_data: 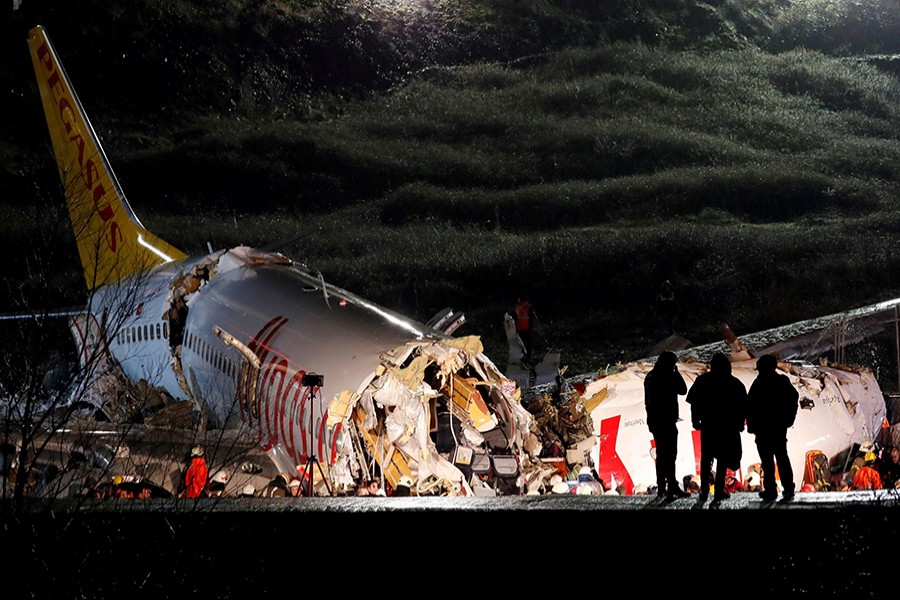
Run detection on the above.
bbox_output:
[1,0,899,378]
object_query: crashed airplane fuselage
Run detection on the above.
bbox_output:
[31,25,539,497]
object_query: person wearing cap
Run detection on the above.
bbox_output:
[392,475,414,497]
[287,478,304,497]
[746,353,799,502]
[551,480,572,494]
[240,484,257,498]
[686,352,747,506]
[182,446,208,499]
[574,465,604,495]
[643,350,689,501]
[744,470,762,492]
[723,468,742,494]
[207,470,229,497]
[259,472,291,498]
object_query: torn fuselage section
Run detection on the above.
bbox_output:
[336,337,543,496]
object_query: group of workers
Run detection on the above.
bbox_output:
[645,350,799,506]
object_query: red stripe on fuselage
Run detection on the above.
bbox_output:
[596,415,634,495]
[262,356,289,446]
[285,370,306,462]
[248,316,288,439]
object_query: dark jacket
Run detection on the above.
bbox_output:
[686,355,747,468]
[644,353,687,434]
[746,370,799,436]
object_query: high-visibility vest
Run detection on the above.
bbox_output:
[515,302,531,332]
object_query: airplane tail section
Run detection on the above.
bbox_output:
[28,25,187,290]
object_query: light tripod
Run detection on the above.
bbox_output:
[301,373,331,497]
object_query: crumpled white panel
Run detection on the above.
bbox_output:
[385,386,429,447]
[372,373,415,409]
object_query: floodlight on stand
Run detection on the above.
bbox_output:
[302,372,324,387]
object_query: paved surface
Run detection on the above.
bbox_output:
[8,488,897,512]
[5,489,900,597]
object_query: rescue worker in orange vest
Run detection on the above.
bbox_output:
[183,445,208,499]
[513,295,538,365]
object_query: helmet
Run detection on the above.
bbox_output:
[634,483,648,495]
[241,484,256,496]
[112,475,124,486]
[398,475,414,488]
[577,466,594,482]
[190,446,204,458]
[552,481,571,494]
[212,470,228,484]
[576,485,594,495]
[549,474,563,485]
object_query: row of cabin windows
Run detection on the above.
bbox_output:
[116,319,239,383]
[116,322,168,345]
[184,330,239,383]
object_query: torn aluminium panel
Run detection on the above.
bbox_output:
[328,336,545,496]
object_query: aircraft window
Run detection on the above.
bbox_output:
[143,325,148,341]
[128,328,133,344]
[137,326,142,342]
[163,322,168,339]
[149,324,154,340]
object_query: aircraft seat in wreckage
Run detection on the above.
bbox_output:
[168,248,542,496]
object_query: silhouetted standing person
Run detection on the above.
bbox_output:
[687,352,747,506]
[746,354,799,501]
[644,350,689,501]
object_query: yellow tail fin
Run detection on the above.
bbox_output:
[28,26,187,290]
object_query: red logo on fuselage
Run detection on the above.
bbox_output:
[35,41,122,253]
[249,316,333,466]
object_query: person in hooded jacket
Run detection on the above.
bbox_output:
[746,353,799,501]
[182,446,208,499]
[644,350,689,501]
[687,352,747,506]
